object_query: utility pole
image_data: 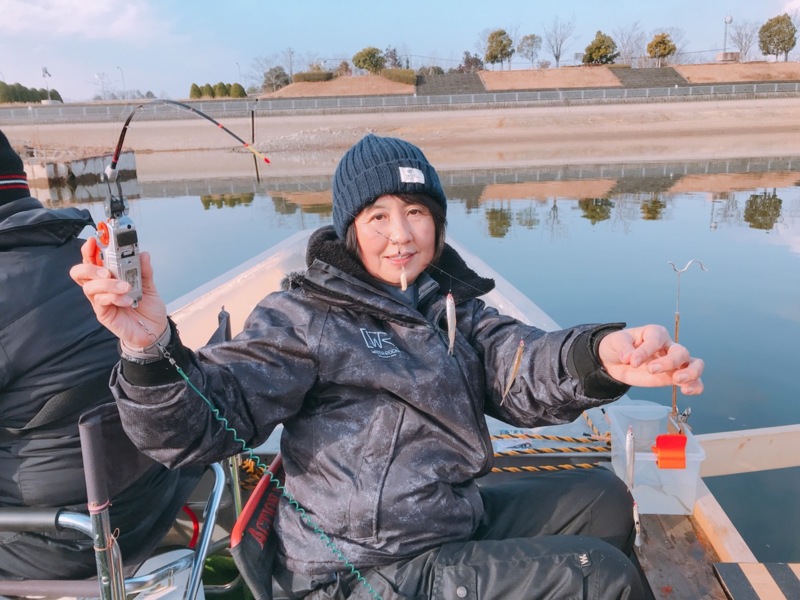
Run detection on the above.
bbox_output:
[117,66,126,99]
[94,72,108,101]
[723,15,733,53]
[286,47,294,76]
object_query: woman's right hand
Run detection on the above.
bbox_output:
[70,237,169,348]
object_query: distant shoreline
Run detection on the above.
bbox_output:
[4,96,800,181]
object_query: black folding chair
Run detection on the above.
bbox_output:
[0,404,227,600]
[0,308,242,599]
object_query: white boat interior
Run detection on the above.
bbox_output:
[167,229,800,600]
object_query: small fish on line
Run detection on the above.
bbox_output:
[633,501,642,547]
[446,293,456,356]
[625,425,635,491]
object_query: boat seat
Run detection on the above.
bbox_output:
[714,562,800,599]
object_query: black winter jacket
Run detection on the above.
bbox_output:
[0,197,181,577]
[0,198,120,507]
[113,226,629,575]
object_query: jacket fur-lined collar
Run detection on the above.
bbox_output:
[291,225,495,303]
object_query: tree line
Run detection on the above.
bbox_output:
[3,12,797,103]
[0,81,63,104]
[248,12,798,95]
[189,82,248,99]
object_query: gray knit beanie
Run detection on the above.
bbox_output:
[331,134,447,239]
[0,129,30,206]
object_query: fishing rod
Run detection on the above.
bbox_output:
[95,100,273,307]
[107,98,270,174]
[103,103,384,600]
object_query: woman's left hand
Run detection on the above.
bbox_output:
[597,325,704,395]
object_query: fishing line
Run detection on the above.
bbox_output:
[106,107,512,597]
[139,321,383,600]
[106,106,380,599]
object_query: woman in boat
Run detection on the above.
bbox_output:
[0,129,188,579]
[71,134,704,599]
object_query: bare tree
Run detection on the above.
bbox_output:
[505,23,521,69]
[304,52,321,73]
[791,11,800,60]
[475,28,493,58]
[384,46,402,69]
[263,66,291,92]
[613,21,647,66]
[542,15,577,67]
[517,34,543,67]
[398,43,413,69]
[729,20,759,61]
[250,55,284,89]
[657,27,688,64]
[282,47,296,76]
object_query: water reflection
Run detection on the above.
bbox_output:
[57,157,800,563]
[48,157,800,249]
[187,179,794,236]
[744,189,782,231]
[131,158,797,238]
[463,187,788,233]
[578,198,614,225]
[189,184,797,236]
[200,192,255,210]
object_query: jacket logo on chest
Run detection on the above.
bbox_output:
[360,328,401,359]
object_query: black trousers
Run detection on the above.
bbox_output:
[293,467,646,599]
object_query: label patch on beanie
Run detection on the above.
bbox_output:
[399,167,425,184]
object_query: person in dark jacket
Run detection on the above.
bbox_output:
[71,134,704,599]
[0,129,185,580]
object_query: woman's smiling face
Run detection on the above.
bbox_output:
[353,194,436,286]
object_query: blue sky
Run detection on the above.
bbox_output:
[2,0,798,102]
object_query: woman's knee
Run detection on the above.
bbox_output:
[585,540,647,600]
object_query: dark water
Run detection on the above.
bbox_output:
[64,159,800,563]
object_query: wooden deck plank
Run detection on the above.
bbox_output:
[637,513,728,599]
[697,425,800,477]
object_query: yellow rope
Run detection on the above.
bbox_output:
[582,410,610,441]
[490,432,606,444]
[240,431,613,490]
[491,462,602,473]
[494,445,609,456]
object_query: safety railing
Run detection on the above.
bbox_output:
[2,81,800,125]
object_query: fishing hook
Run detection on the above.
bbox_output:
[666,259,707,423]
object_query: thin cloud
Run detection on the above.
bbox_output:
[3,0,171,41]
[783,0,800,14]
